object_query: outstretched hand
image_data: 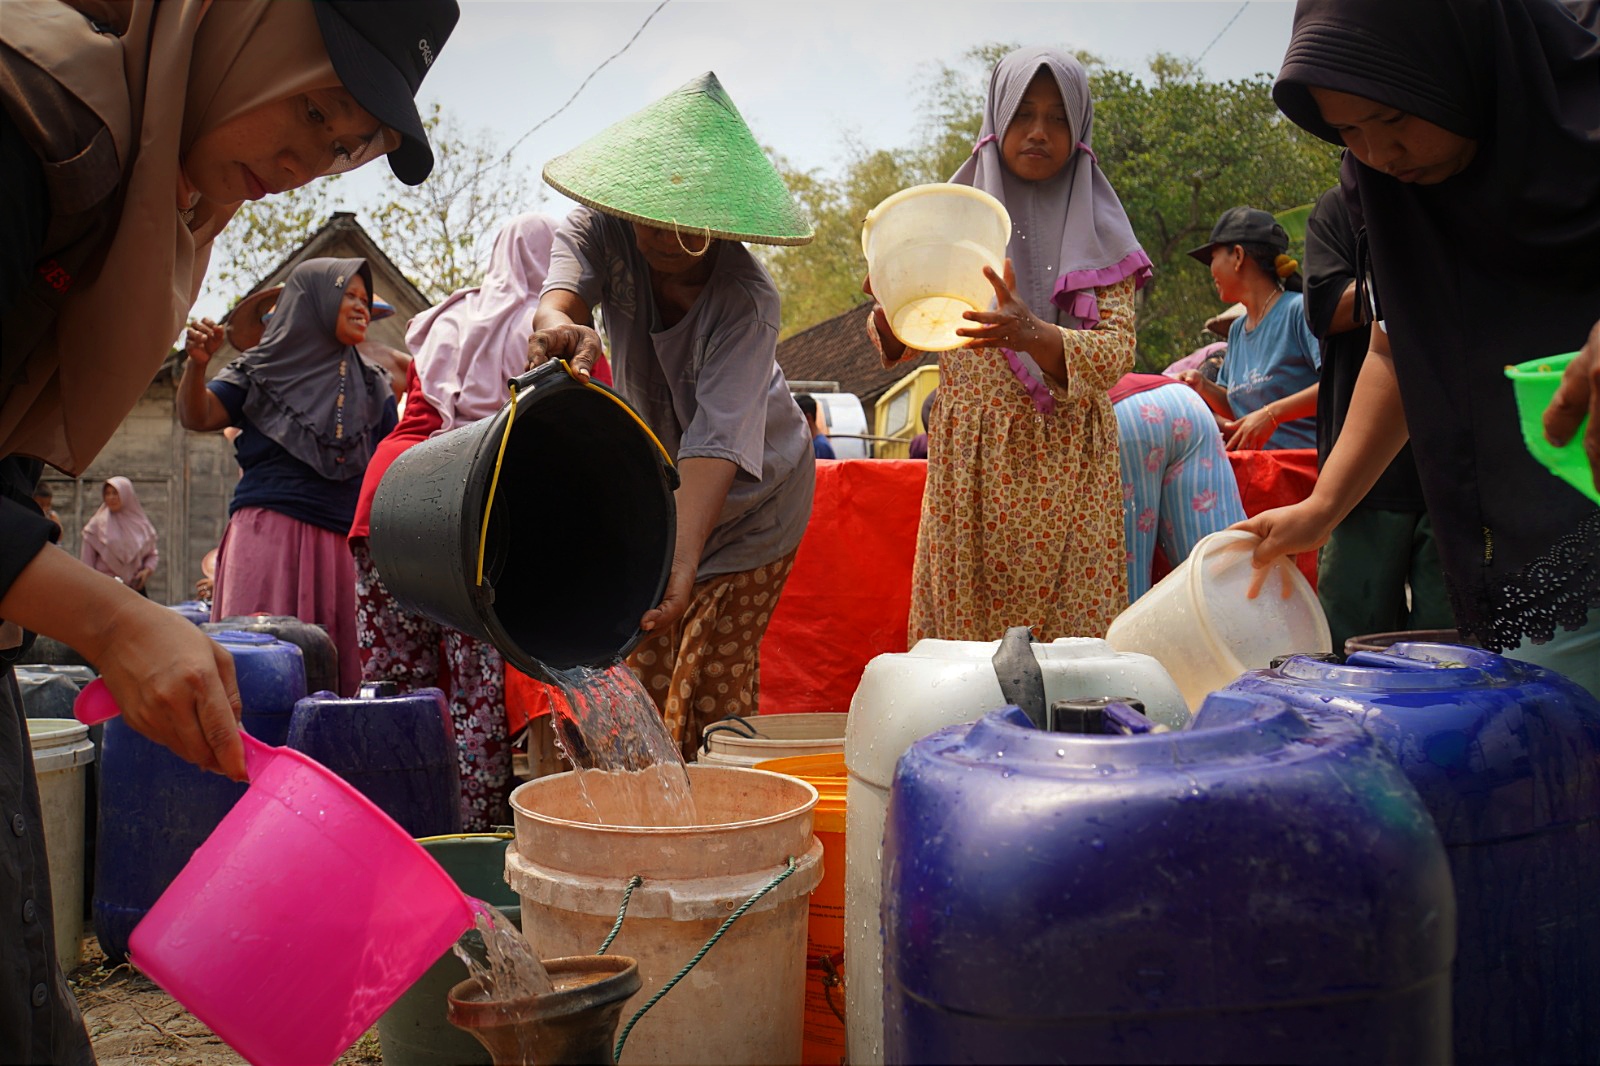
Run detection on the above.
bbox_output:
[184,318,224,368]
[955,261,1054,355]
[527,323,606,382]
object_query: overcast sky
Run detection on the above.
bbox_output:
[199,1,1301,315]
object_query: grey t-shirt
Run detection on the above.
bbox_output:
[544,208,814,579]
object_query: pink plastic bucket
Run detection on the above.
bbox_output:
[76,680,474,1066]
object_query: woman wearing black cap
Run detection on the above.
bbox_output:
[0,2,456,1059]
[1179,207,1321,452]
[1241,0,1599,700]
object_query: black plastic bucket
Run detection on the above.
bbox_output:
[369,361,677,684]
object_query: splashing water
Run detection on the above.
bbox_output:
[544,662,699,827]
[455,898,553,1001]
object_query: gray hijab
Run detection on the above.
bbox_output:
[951,47,1151,413]
[213,257,390,481]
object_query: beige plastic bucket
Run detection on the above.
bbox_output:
[506,765,824,1065]
[698,713,849,767]
[861,184,1012,352]
[28,718,94,973]
[1106,529,1331,709]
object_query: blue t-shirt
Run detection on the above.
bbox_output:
[209,380,397,534]
[1219,291,1321,449]
[812,434,836,460]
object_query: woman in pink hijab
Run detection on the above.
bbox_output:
[80,477,160,594]
[348,213,608,831]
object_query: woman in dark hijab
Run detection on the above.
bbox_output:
[178,258,397,695]
[1242,0,1600,698]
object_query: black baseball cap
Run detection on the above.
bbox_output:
[1186,207,1289,264]
[311,0,460,186]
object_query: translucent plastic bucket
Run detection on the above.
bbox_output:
[1106,530,1330,710]
[698,712,849,767]
[1505,352,1598,504]
[862,184,1012,352]
[28,718,93,973]
[75,680,475,1066]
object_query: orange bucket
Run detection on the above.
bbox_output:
[758,752,847,1065]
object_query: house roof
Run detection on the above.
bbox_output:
[775,301,939,406]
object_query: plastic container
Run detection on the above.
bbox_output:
[448,955,641,1066]
[76,680,477,1066]
[377,833,522,1066]
[1106,528,1331,710]
[756,753,847,1066]
[698,712,849,767]
[206,614,340,697]
[844,634,1187,1065]
[169,600,211,626]
[1344,628,1466,656]
[861,184,1012,352]
[883,698,1455,1063]
[1505,351,1598,504]
[1225,643,1600,1062]
[505,765,824,1065]
[288,681,461,838]
[369,359,679,686]
[92,631,306,960]
[16,665,96,721]
[28,718,94,973]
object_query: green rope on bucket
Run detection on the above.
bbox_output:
[597,875,644,956]
[476,381,520,587]
[612,856,800,1063]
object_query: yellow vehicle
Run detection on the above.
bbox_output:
[873,364,940,459]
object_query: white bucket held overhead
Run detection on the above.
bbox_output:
[842,636,1188,1066]
[505,765,823,1065]
[862,184,1012,352]
[1106,529,1331,710]
[697,712,849,767]
[28,718,95,974]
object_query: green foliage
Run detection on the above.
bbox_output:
[763,46,1341,368]
[205,176,346,298]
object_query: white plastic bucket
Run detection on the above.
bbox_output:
[697,713,849,767]
[505,765,824,1065]
[1106,529,1332,710]
[28,718,94,973]
[861,184,1012,352]
[842,636,1187,1066]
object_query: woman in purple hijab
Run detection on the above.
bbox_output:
[867,46,1150,641]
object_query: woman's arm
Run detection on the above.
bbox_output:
[80,538,101,571]
[527,290,606,381]
[641,456,738,632]
[1179,370,1236,420]
[176,318,232,431]
[1224,381,1320,450]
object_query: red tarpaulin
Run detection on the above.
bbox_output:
[509,451,1320,726]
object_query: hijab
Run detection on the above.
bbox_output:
[1273,0,1600,650]
[81,476,157,584]
[0,0,364,477]
[409,213,559,435]
[212,258,391,482]
[951,46,1151,413]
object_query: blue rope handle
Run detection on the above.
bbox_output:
[612,856,800,1063]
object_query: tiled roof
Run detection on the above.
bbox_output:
[776,301,940,405]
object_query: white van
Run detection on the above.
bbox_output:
[807,393,870,459]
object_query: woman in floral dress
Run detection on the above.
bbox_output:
[868,46,1149,641]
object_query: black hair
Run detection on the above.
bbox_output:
[795,393,818,419]
[1237,241,1304,293]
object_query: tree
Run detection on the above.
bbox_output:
[369,104,534,302]
[204,176,347,299]
[762,47,1341,368]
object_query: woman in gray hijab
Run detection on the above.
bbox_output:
[177,257,396,695]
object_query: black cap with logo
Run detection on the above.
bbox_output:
[1186,207,1290,264]
[311,0,460,186]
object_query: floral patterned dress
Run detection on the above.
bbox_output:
[878,277,1134,642]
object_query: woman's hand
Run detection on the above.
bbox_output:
[526,323,606,382]
[955,261,1057,359]
[641,551,697,633]
[184,317,224,368]
[1230,501,1338,599]
[131,567,153,591]
[1223,404,1278,451]
[1544,318,1600,493]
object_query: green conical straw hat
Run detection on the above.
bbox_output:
[544,72,814,247]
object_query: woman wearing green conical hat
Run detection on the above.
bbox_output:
[528,72,816,761]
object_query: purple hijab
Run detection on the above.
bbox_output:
[952,46,1152,413]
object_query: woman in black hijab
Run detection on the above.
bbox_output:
[1242,0,1600,698]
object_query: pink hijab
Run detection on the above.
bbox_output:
[81,477,158,584]
[409,214,559,435]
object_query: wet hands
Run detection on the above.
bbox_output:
[956,261,1060,362]
[640,551,697,633]
[184,318,224,367]
[526,323,605,382]
[1230,503,1336,599]
[1543,319,1600,493]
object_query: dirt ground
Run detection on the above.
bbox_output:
[69,930,384,1066]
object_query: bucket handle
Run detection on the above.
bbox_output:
[508,360,679,477]
[992,626,1047,728]
[698,715,764,752]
